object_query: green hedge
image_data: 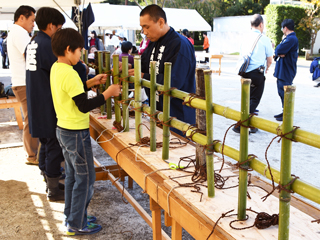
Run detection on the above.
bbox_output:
[265,4,310,55]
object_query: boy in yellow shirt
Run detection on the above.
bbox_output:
[50,28,121,235]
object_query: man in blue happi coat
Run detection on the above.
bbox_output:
[273,19,299,121]
[25,7,66,201]
[129,4,196,136]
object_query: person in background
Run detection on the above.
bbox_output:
[119,41,134,65]
[138,30,150,55]
[50,28,121,236]
[182,29,194,45]
[203,32,210,63]
[273,19,299,121]
[110,30,120,48]
[7,5,39,165]
[25,7,66,201]
[310,57,320,87]
[88,45,97,63]
[233,14,273,134]
[88,30,103,50]
[0,32,8,69]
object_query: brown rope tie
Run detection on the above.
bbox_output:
[261,175,299,202]
[158,87,177,96]
[118,75,131,85]
[233,154,257,172]
[206,209,235,240]
[113,120,124,132]
[182,93,205,109]
[312,219,320,224]
[220,114,255,173]
[262,126,300,201]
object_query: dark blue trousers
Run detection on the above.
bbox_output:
[38,137,64,178]
[277,79,292,108]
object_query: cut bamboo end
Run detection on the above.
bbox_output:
[204,70,212,75]
[164,62,172,66]
[134,55,141,59]
[284,85,296,92]
[241,78,251,84]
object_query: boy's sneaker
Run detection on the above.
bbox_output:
[66,222,102,236]
[64,215,97,227]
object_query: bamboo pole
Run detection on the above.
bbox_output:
[113,55,121,124]
[162,62,172,160]
[196,68,207,168]
[122,56,129,132]
[150,61,157,152]
[97,51,105,114]
[278,85,296,240]
[204,70,214,198]
[133,78,320,149]
[139,104,320,205]
[134,55,142,142]
[83,49,88,65]
[238,78,251,220]
[104,51,112,119]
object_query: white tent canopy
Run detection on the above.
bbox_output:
[0,0,102,8]
[89,4,211,32]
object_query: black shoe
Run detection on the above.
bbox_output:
[314,83,320,88]
[274,112,283,118]
[232,126,240,133]
[254,109,259,113]
[249,127,258,134]
[276,116,283,121]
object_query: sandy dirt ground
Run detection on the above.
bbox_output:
[1,54,320,239]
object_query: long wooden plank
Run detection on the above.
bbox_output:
[90,112,320,240]
[89,113,228,240]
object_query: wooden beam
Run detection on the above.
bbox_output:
[172,219,182,240]
[150,196,162,240]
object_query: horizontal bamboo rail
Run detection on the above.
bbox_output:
[127,76,320,149]
[135,104,320,205]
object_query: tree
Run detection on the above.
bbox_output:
[299,0,320,55]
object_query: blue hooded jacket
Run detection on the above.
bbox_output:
[310,57,320,80]
[274,32,299,84]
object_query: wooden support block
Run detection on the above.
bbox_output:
[128,176,133,189]
[150,196,162,240]
[172,219,182,240]
[0,97,23,130]
[164,211,172,227]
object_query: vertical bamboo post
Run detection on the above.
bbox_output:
[104,51,112,119]
[150,61,157,151]
[237,78,251,220]
[278,85,295,240]
[204,70,214,198]
[162,62,172,160]
[196,68,208,168]
[83,49,88,65]
[97,51,105,114]
[122,56,129,132]
[113,55,121,124]
[134,55,142,142]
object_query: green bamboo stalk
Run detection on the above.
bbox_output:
[204,70,214,198]
[150,61,157,152]
[278,85,296,240]
[162,63,172,160]
[134,55,142,142]
[122,56,129,132]
[83,49,88,65]
[104,51,112,119]
[97,51,105,114]
[238,78,251,220]
[113,55,121,124]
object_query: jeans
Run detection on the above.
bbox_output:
[38,137,64,178]
[56,127,95,229]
